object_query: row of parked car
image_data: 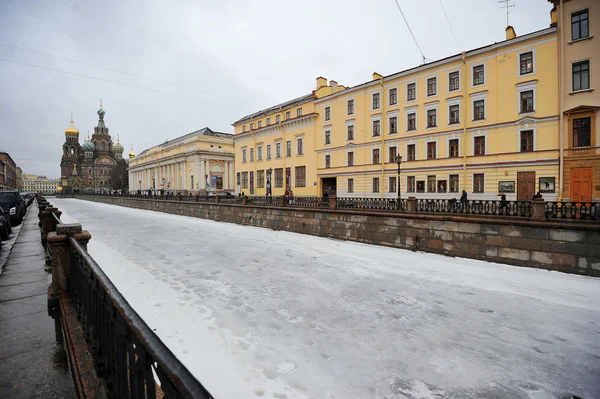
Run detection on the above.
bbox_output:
[0,191,35,249]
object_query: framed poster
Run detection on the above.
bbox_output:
[249,171,254,195]
[498,181,515,193]
[539,177,555,193]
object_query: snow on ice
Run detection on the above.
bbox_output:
[53,198,600,399]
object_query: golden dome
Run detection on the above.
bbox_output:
[65,115,79,135]
[129,145,135,158]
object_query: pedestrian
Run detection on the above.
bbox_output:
[459,189,468,211]
[533,192,543,200]
[499,194,508,215]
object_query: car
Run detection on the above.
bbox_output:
[0,191,26,226]
[219,191,235,197]
[0,206,11,240]
[208,191,219,196]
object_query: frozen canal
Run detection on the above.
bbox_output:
[53,198,600,399]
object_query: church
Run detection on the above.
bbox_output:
[60,103,133,193]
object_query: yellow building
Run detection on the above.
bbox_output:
[128,128,235,193]
[234,18,560,201]
[22,174,60,194]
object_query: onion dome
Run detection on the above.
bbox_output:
[129,145,135,159]
[82,133,95,151]
[113,136,124,154]
[98,100,106,120]
[65,114,79,135]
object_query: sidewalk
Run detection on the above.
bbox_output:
[0,205,76,398]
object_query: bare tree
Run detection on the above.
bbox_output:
[110,159,129,192]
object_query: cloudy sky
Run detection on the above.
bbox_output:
[0,0,553,178]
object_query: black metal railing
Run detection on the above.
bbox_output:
[248,196,277,205]
[416,199,532,217]
[287,196,329,208]
[64,229,213,398]
[337,197,406,211]
[545,201,599,220]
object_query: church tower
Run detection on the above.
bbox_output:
[91,101,113,153]
[60,115,82,191]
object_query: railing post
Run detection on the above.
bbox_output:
[530,198,546,221]
[242,195,248,205]
[406,196,417,213]
[41,207,62,247]
[278,196,285,207]
[47,224,91,304]
[329,195,337,210]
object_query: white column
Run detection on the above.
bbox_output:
[224,162,229,190]
[182,161,186,190]
[206,160,211,189]
[199,158,205,190]
[194,157,200,190]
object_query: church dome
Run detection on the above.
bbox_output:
[65,117,79,135]
[82,135,95,151]
[113,137,124,154]
[129,145,135,159]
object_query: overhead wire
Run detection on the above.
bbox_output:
[439,0,460,52]
[391,0,429,63]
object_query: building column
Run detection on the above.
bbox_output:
[224,161,229,190]
[199,158,205,190]
[205,160,211,189]
[194,157,200,190]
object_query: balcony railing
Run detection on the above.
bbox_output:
[416,199,532,217]
[337,197,406,211]
[545,202,598,220]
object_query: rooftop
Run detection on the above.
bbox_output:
[137,127,232,157]
[233,93,315,125]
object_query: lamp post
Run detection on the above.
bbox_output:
[396,155,403,209]
[267,167,273,203]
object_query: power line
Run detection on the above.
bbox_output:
[391,0,429,63]
[0,58,249,111]
[0,42,252,106]
[439,0,460,52]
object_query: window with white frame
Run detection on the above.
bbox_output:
[407,82,416,101]
[389,115,398,134]
[373,92,380,109]
[520,129,534,152]
[347,99,354,115]
[250,148,254,162]
[389,88,397,105]
[427,77,437,96]
[347,124,354,141]
[242,149,247,163]
[325,106,331,121]
[297,138,304,155]
[472,64,485,86]
[275,142,281,158]
[297,108,302,117]
[519,50,535,76]
[517,81,536,114]
[266,145,272,159]
[470,92,487,121]
[324,129,331,145]
[258,121,262,128]
[372,119,381,137]
[325,154,331,168]
[449,71,460,91]
[257,146,262,161]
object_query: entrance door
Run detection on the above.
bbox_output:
[517,172,535,201]
[571,167,592,202]
[321,178,337,196]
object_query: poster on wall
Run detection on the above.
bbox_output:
[539,177,555,193]
[498,181,515,193]
[250,171,254,195]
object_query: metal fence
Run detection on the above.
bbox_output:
[546,201,598,220]
[287,196,329,208]
[337,197,406,211]
[416,199,532,217]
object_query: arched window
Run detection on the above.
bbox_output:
[70,147,74,155]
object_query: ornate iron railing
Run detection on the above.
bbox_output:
[66,232,213,398]
[248,196,276,205]
[287,196,329,208]
[415,199,532,217]
[336,197,406,211]
[545,202,599,220]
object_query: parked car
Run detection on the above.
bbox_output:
[0,206,11,240]
[219,191,235,197]
[0,191,26,226]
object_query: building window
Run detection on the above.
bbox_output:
[297,138,303,155]
[373,93,380,109]
[267,145,272,160]
[573,117,591,147]
[250,123,254,130]
[407,176,415,192]
[257,170,265,188]
[407,144,416,161]
[389,88,397,105]
[242,149,247,163]
[286,141,292,157]
[295,166,306,187]
[325,106,331,121]
[407,83,416,101]
[427,142,436,159]
[389,146,397,163]
[416,180,425,193]
[473,174,484,193]
[473,100,485,120]
[325,155,331,168]
[407,113,416,130]
[427,77,437,96]
[274,168,283,188]
[389,116,398,134]
[389,177,397,193]
[573,61,590,91]
[520,52,534,75]
[285,111,291,120]
[449,174,459,193]
[242,125,246,132]
[473,65,485,85]
[258,121,262,128]
[372,177,380,193]
[449,71,459,91]
[520,90,534,113]
[347,125,354,141]
[347,151,354,166]
[275,142,281,158]
[348,178,354,193]
[437,179,447,193]
[241,172,248,189]
[427,109,437,128]
[372,148,380,164]
[266,117,271,125]
[520,130,534,152]
[474,136,486,155]
[449,104,460,124]
[348,100,354,115]
[427,176,436,192]
[373,120,381,137]
[276,115,281,123]
[250,148,254,162]
[297,108,302,117]
[449,139,459,157]
[257,146,263,161]
[572,9,589,41]
[325,130,331,145]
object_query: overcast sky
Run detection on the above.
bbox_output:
[0,0,553,178]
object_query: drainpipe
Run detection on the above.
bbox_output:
[380,77,386,199]
[558,0,564,201]
[461,51,468,190]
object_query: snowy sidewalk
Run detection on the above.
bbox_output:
[55,198,600,399]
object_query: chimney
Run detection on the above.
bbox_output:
[373,72,383,80]
[330,80,338,90]
[550,6,557,27]
[316,76,327,90]
[505,26,516,40]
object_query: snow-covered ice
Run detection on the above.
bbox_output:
[53,198,600,399]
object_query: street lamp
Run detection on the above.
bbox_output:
[266,167,273,202]
[205,174,208,190]
[396,155,403,209]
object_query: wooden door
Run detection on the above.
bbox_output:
[571,168,593,202]
[517,172,535,201]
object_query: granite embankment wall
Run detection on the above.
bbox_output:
[75,196,600,277]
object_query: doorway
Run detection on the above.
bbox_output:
[321,178,337,196]
[570,167,592,202]
[517,171,535,201]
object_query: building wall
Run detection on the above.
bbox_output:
[0,152,18,190]
[23,177,60,193]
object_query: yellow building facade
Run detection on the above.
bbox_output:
[234,23,560,201]
[129,128,235,193]
[22,174,60,194]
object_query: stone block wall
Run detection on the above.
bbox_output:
[76,196,600,277]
